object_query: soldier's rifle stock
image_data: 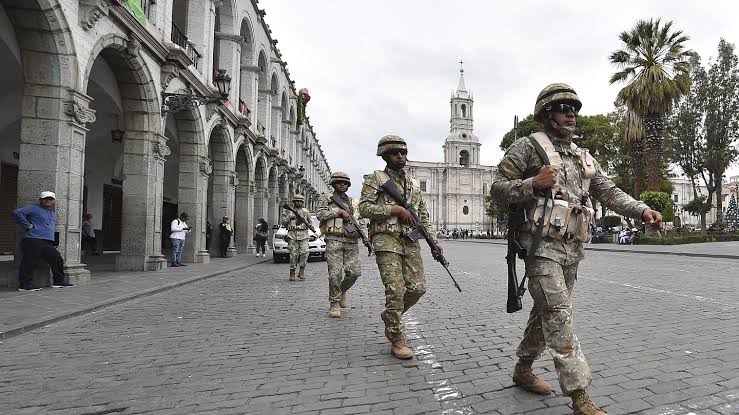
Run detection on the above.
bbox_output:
[329,194,374,256]
[506,207,527,313]
[282,204,316,233]
[379,179,462,292]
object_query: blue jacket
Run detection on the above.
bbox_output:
[13,204,56,241]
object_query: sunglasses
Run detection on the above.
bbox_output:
[334,181,350,186]
[548,103,579,115]
[387,149,408,156]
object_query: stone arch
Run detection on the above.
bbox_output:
[234,142,254,251]
[81,34,166,272]
[267,164,280,226]
[206,123,235,257]
[269,73,280,147]
[253,154,269,226]
[238,15,256,120]
[255,50,269,136]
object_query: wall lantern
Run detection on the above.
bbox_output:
[161,69,232,114]
[110,114,125,143]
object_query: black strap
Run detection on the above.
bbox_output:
[526,136,553,259]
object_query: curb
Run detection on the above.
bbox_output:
[444,238,739,260]
[0,259,272,342]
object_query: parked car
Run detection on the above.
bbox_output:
[272,214,326,263]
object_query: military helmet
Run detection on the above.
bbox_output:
[376,135,407,156]
[292,194,305,202]
[534,83,582,122]
[329,171,351,186]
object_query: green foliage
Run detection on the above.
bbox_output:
[682,196,712,216]
[597,215,623,229]
[639,191,674,222]
[500,115,542,150]
[484,195,507,222]
[639,233,739,245]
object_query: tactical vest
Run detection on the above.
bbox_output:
[289,208,311,231]
[370,170,421,236]
[523,132,597,243]
[320,195,355,237]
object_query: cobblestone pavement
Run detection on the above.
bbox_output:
[1,243,738,415]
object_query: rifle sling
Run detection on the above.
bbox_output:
[526,135,553,260]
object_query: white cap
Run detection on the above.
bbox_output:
[40,191,56,199]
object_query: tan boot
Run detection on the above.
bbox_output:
[386,330,413,360]
[339,291,349,308]
[329,305,341,318]
[512,361,553,395]
[571,390,608,415]
[297,268,305,281]
[289,269,296,281]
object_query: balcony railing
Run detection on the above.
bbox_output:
[171,22,201,69]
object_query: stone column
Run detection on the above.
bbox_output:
[15,88,92,286]
[209,163,236,258]
[116,131,169,271]
[214,32,242,106]
[177,149,210,264]
[234,178,253,253]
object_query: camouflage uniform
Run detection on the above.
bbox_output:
[316,191,361,306]
[492,131,649,395]
[359,167,434,334]
[282,204,311,272]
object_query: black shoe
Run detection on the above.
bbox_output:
[52,282,74,288]
[18,285,42,292]
[170,263,181,267]
[178,263,187,267]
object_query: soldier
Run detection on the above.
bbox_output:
[316,172,361,318]
[359,135,442,360]
[282,194,311,281]
[492,83,663,415]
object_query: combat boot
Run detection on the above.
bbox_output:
[339,291,349,308]
[512,360,553,395]
[385,329,413,359]
[297,268,305,281]
[329,305,341,318]
[289,269,297,281]
[571,390,608,415]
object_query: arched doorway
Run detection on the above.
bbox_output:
[267,165,279,226]
[253,156,268,227]
[255,51,269,137]
[238,17,256,122]
[234,143,253,252]
[206,125,235,258]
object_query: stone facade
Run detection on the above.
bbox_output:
[0,0,332,287]
[404,67,494,234]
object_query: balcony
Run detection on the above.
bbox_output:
[171,22,201,69]
[123,0,147,25]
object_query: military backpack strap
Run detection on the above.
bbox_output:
[526,135,554,259]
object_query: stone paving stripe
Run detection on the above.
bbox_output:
[588,276,738,309]
[0,259,272,341]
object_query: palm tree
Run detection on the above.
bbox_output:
[610,18,695,193]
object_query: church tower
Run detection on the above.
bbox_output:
[443,61,481,166]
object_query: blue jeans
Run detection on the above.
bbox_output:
[171,238,185,264]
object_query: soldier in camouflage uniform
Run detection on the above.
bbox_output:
[359,135,442,360]
[316,171,361,319]
[282,194,311,281]
[492,84,663,415]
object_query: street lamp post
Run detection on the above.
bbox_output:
[161,69,232,114]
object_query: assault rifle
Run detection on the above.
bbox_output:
[329,194,374,256]
[282,204,316,233]
[379,179,462,292]
[506,207,528,313]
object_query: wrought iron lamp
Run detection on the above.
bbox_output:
[161,69,232,114]
[110,114,125,143]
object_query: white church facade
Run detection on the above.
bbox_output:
[404,67,494,234]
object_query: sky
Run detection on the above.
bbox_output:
[261,0,739,196]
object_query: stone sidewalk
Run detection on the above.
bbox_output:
[0,254,271,341]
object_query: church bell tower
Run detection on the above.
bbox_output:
[444,61,481,167]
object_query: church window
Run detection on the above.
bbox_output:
[459,150,469,166]
[461,104,467,118]
[420,180,427,192]
[483,183,488,195]
[463,206,469,215]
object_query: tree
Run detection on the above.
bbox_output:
[500,115,542,150]
[726,191,739,232]
[610,18,695,193]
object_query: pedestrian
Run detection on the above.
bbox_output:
[359,135,442,360]
[170,212,191,267]
[205,220,212,250]
[81,213,100,256]
[12,191,74,290]
[282,195,311,281]
[491,83,663,415]
[218,216,233,258]
[317,171,361,318]
[254,218,269,257]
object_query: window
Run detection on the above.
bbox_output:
[459,150,469,167]
[483,183,488,195]
[420,180,427,192]
[461,104,467,118]
[674,194,679,202]
[463,206,469,215]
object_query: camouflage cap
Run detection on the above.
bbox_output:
[376,135,407,156]
[534,83,582,122]
[330,171,351,185]
[292,194,305,202]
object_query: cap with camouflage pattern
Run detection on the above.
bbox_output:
[534,83,582,122]
[376,135,407,156]
[292,194,305,202]
[330,171,351,186]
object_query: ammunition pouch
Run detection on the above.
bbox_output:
[524,196,594,243]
